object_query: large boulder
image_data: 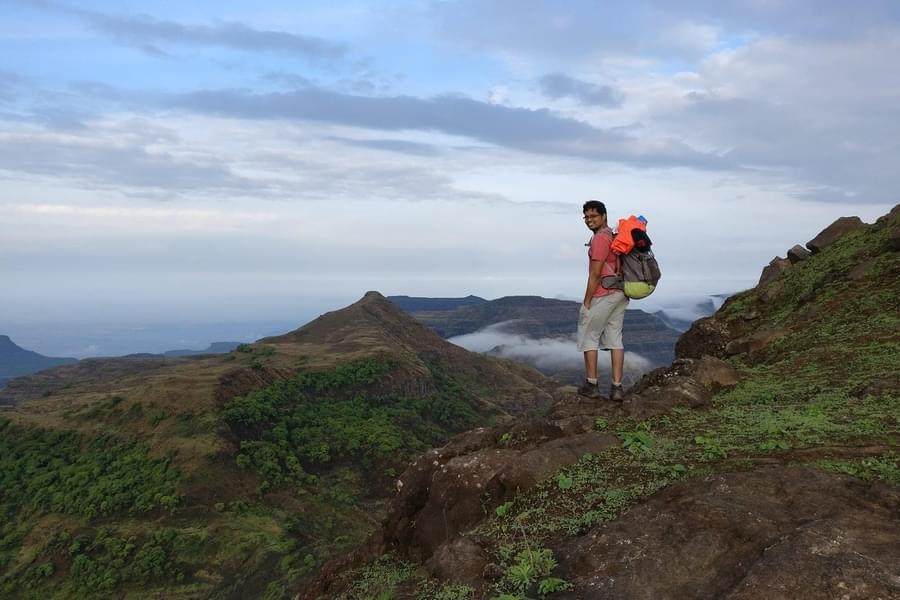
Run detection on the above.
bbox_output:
[786,244,811,264]
[806,216,866,253]
[555,467,900,600]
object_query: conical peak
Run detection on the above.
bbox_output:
[260,290,419,345]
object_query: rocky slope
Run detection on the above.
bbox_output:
[0,292,558,599]
[302,206,900,600]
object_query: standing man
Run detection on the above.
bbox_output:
[576,200,628,401]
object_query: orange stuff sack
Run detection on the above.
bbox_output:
[611,215,646,255]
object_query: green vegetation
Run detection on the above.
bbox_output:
[331,554,476,600]
[224,358,484,490]
[475,449,684,551]
[491,547,571,599]
[817,455,900,484]
[0,418,183,597]
[0,419,180,522]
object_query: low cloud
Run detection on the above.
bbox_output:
[539,73,624,107]
[449,322,654,374]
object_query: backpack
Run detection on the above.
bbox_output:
[601,215,662,299]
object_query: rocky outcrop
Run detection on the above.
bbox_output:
[309,353,742,580]
[758,256,793,286]
[382,422,619,563]
[674,316,733,360]
[555,467,900,600]
[806,215,866,253]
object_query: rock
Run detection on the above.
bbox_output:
[691,355,740,391]
[396,446,519,560]
[546,395,608,420]
[806,216,866,253]
[758,257,793,286]
[620,356,741,420]
[725,328,786,356]
[382,425,619,562]
[552,415,598,436]
[555,467,900,600]
[625,376,711,420]
[675,317,732,360]
[759,279,784,303]
[485,432,620,504]
[786,244,811,264]
[425,537,489,585]
[874,203,900,226]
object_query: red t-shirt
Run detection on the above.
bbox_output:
[588,227,621,298]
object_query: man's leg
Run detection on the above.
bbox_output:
[610,348,624,385]
[584,350,599,380]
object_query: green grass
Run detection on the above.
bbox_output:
[815,454,900,484]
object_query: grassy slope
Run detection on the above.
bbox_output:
[0,338,520,599]
[330,212,900,599]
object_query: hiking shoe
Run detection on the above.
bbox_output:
[577,381,601,399]
[609,384,625,402]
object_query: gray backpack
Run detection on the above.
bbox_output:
[601,228,661,299]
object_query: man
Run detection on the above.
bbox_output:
[577,200,628,401]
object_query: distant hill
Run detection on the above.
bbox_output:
[0,291,558,598]
[388,294,486,312]
[0,335,77,389]
[163,341,242,357]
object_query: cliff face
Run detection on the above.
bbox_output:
[304,206,900,600]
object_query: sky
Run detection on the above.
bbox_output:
[1,0,899,356]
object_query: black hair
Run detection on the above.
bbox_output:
[582,200,606,215]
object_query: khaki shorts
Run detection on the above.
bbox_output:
[576,293,628,352]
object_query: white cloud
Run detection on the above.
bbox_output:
[449,321,654,373]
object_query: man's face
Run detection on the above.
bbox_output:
[583,209,605,232]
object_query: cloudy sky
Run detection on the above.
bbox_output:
[2,1,898,354]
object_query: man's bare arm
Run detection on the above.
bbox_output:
[583,260,604,308]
